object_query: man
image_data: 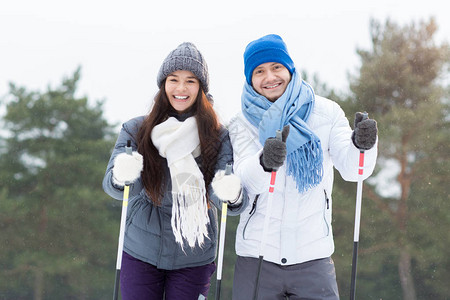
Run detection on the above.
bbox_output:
[228,34,378,299]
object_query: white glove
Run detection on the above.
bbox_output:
[211,170,243,205]
[112,151,143,186]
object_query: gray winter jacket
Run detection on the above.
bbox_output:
[103,116,247,270]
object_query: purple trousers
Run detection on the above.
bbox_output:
[120,251,216,300]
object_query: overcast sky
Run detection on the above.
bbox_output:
[1,0,449,126]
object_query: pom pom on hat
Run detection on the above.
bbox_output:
[243,34,295,85]
[157,42,210,93]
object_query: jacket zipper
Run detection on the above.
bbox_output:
[323,189,330,236]
[243,195,259,240]
[249,195,259,215]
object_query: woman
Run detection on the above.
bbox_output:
[103,42,247,299]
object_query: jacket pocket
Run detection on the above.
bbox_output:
[127,196,161,237]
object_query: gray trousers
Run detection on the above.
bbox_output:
[232,256,339,300]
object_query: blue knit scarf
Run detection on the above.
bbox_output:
[242,71,323,193]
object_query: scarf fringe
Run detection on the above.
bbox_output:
[171,179,210,252]
[287,140,324,193]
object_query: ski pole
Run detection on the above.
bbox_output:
[253,130,282,300]
[215,163,233,300]
[113,140,132,300]
[350,112,368,300]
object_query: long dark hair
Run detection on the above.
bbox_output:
[136,81,221,206]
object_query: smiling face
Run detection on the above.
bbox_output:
[251,62,292,102]
[165,70,200,113]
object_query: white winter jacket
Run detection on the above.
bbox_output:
[228,95,378,266]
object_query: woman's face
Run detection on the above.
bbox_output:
[165,70,200,113]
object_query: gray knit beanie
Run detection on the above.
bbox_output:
[157,42,209,93]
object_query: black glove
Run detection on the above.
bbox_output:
[352,112,378,150]
[261,125,290,171]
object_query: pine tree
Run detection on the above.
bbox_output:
[0,68,118,299]
[337,18,450,300]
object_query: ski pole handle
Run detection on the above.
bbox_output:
[354,112,368,239]
[224,163,232,176]
[361,111,368,121]
[271,129,283,172]
[265,129,281,235]
[275,130,282,141]
[123,140,133,186]
[354,111,368,236]
[125,140,132,155]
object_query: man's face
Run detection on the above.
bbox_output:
[251,62,291,102]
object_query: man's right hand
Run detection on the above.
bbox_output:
[260,125,290,171]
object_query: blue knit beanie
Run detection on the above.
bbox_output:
[243,34,295,85]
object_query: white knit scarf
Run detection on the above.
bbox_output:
[151,116,210,250]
